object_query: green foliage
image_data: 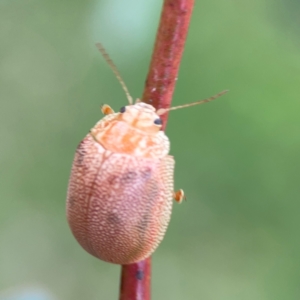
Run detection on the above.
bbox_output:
[1,0,300,299]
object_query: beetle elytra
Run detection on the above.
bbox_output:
[66,43,227,265]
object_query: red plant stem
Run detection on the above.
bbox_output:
[119,258,151,300]
[142,0,195,130]
[119,1,194,300]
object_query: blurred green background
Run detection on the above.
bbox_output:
[1,0,300,299]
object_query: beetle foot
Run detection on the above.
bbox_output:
[101,104,115,115]
[173,189,186,203]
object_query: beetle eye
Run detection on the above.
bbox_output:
[154,118,162,125]
[120,106,126,113]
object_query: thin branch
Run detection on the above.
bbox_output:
[142,0,195,130]
[119,1,194,299]
[119,258,151,300]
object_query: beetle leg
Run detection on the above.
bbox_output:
[173,189,186,203]
[101,104,115,115]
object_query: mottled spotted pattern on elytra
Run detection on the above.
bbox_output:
[67,102,175,264]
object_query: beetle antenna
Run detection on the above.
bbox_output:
[156,90,228,115]
[96,43,133,105]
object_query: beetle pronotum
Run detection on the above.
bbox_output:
[66,43,227,265]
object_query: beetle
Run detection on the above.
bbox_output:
[66,43,227,265]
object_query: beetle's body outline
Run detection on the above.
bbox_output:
[67,103,175,264]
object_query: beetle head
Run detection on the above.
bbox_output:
[117,102,162,134]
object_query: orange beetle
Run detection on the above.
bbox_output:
[66,44,227,264]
